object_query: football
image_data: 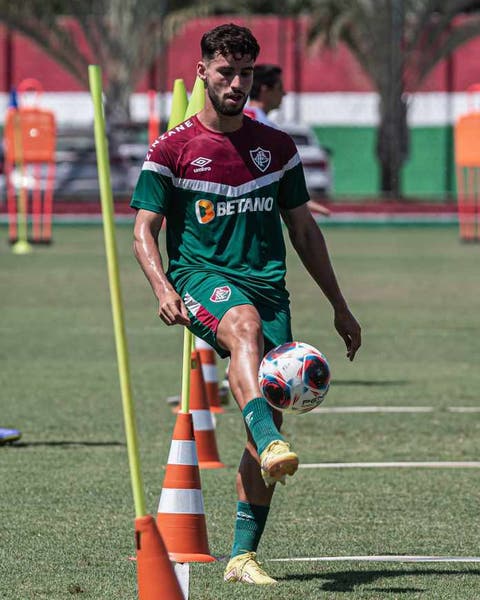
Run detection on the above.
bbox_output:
[258,341,330,414]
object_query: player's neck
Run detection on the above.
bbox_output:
[197,105,244,133]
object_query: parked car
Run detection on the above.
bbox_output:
[280,123,333,197]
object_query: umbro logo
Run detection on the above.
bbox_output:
[191,156,212,173]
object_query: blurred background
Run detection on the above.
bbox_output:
[2,1,480,206]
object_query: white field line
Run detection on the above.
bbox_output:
[299,461,480,469]
[313,406,433,414]
[312,406,479,414]
[269,555,480,563]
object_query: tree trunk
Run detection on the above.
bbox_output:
[376,92,409,198]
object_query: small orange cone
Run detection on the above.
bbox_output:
[195,338,225,413]
[135,514,184,600]
[189,350,225,469]
[157,412,216,563]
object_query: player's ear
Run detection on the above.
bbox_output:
[197,60,207,84]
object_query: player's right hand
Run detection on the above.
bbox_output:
[158,291,191,326]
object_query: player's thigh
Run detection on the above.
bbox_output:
[178,274,252,358]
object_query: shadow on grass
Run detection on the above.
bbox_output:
[278,568,480,593]
[333,380,409,386]
[11,440,124,448]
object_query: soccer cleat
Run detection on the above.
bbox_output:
[224,552,277,584]
[260,440,299,486]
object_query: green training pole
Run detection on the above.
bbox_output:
[88,65,146,519]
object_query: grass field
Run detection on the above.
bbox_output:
[1,224,479,599]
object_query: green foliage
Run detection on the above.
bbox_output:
[0,224,479,599]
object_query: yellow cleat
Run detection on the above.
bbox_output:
[260,440,299,486]
[224,552,277,584]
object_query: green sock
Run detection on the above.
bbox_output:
[242,397,284,456]
[231,501,270,558]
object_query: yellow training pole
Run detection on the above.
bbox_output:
[11,112,32,255]
[177,77,205,414]
[167,79,188,131]
[88,65,146,519]
[184,77,205,120]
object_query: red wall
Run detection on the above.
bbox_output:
[2,16,480,94]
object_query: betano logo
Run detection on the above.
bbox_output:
[195,197,274,224]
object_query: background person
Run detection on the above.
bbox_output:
[245,64,330,217]
[130,23,361,585]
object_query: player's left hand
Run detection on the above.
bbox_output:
[334,307,361,361]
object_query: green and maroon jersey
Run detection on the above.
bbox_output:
[130,114,309,305]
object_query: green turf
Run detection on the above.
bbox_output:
[0,225,479,599]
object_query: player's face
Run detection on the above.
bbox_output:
[199,52,254,116]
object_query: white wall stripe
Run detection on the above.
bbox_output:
[201,363,218,383]
[269,555,480,563]
[158,488,205,514]
[1,91,472,127]
[167,440,198,466]
[191,409,214,431]
[300,462,480,469]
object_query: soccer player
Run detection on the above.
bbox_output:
[244,64,285,127]
[131,23,361,585]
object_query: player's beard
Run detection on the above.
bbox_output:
[206,80,248,116]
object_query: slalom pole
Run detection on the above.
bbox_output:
[89,65,184,600]
[167,79,188,131]
[11,110,32,255]
[89,65,146,519]
[178,77,205,415]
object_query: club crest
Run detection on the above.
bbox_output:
[249,147,271,172]
[210,286,231,302]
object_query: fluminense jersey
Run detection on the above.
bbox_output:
[130,114,309,305]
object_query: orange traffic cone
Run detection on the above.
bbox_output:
[195,338,225,413]
[135,514,184,600]
[189,350,225,469]
[157,412,216,563]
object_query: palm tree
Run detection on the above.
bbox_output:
[307,0,480,196]
[0,0,214,126]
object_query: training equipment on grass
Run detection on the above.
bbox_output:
[195,337,225,413]
[454,83,480,242]
[89,65,184,600]
[157,412,215,563]
[4,79,56,250]
[188,350,225,469]
[258,341,330,414]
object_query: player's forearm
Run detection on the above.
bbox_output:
[133,229,175,301]
[289,223,348,313]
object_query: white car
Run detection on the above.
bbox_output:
[280,123,333,197]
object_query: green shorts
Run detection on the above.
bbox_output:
[175,272,292,358]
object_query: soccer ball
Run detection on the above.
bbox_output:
[258,341,330,414]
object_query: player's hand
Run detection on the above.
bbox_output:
[334,307,361,361]
[158,291,191,326]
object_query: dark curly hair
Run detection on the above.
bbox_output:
[250,64,283,100]
[201,23,260,61]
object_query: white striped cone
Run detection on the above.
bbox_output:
[195,337,224,413]
[189,350,225,469]
[156,412,215,563]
